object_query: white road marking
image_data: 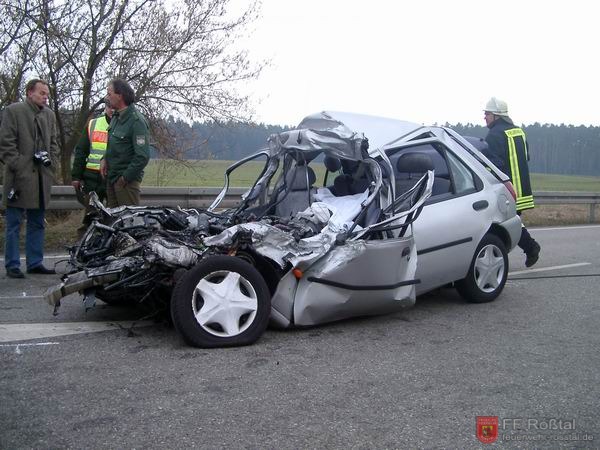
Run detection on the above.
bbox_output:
[531,224,600,231]
[509,262,591,276]
[0,321,154,343]
[0,342,59,355]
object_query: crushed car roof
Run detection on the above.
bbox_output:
[298,111,423,155]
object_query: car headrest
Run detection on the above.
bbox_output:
[397,152,434,173]
[288,165,317,190]
[324,155,341,172]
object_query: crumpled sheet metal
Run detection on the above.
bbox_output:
[44,270,120,306]
[293,237,418,326]
[145,236,201,267]
[267,114,366,162]
[86,257,141,277]
[203,222,339,269]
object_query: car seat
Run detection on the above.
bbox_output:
[275,165,317,217]
[324,155,342,173]
[327,158,372,197]
[395,152,434,195]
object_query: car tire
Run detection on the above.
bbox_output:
[170,255,271,348]
[456,233,508,303]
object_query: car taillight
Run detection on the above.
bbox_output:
[503,180,517,201]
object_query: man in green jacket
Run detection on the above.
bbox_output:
[0,79,59,278]
[71,105,113,235]
[100,78,150,207]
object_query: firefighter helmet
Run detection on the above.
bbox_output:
[484,97,509,116]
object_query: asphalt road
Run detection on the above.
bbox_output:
[1,225,599,449]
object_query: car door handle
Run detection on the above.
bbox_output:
[472,200,488,211]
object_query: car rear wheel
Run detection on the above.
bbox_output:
[456,233,508,303]
[170,256,271,348]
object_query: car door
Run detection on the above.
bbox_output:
[292,232,418,326]
[386,144,487,294]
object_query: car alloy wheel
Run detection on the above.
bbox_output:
[456,233,508,303]
[473,244,505,293]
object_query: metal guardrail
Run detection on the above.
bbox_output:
[531,191,600,222]
[1,186,599,222]
[0,185,248,210]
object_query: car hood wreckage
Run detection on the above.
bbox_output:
[46,111,440,347]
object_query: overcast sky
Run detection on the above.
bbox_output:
[238,0,599,127]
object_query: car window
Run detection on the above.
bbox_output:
[228,153,269,187]
[446,150,476,194]
[386,143,451,197]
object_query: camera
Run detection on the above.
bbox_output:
[7,188,19,202]
[33,150,51,167]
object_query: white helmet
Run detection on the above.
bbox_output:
[484,97,509,116]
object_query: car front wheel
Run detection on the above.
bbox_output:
[170,255,271,348]
[456,233,508,303]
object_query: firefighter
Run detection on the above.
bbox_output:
[484,97,541,267]
[71,105,113,236]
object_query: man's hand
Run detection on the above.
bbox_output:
[71,180,83,191]
[100,159,108,178]
[115,176,127,188]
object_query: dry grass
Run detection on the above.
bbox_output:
[522,204,599,226]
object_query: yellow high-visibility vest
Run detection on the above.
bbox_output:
[86,116,109,172]
[505,127,535,211]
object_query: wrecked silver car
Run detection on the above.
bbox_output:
[46,112,433,347]
[46,111,520,348]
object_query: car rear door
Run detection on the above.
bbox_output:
[386,143,487,294]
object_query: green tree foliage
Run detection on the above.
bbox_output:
[165,117,291,160]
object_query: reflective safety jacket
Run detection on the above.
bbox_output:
[72,113,111,187]
[485,118,535,211]
[86,115,109,171]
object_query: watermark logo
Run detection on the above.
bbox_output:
[477,416,499,444]
[475,416,594,443]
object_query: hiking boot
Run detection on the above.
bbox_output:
[525,242,541,268]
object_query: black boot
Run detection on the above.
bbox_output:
[525,241,541,268]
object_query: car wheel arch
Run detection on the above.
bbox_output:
[487,223,511,250]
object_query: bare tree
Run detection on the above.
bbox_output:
[1,0,263,182]
[0,0,43,106]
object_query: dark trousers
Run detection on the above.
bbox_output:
[517,211,537,253]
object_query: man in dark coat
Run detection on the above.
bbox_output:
[483,97,541,267]
[0,79,59,278]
